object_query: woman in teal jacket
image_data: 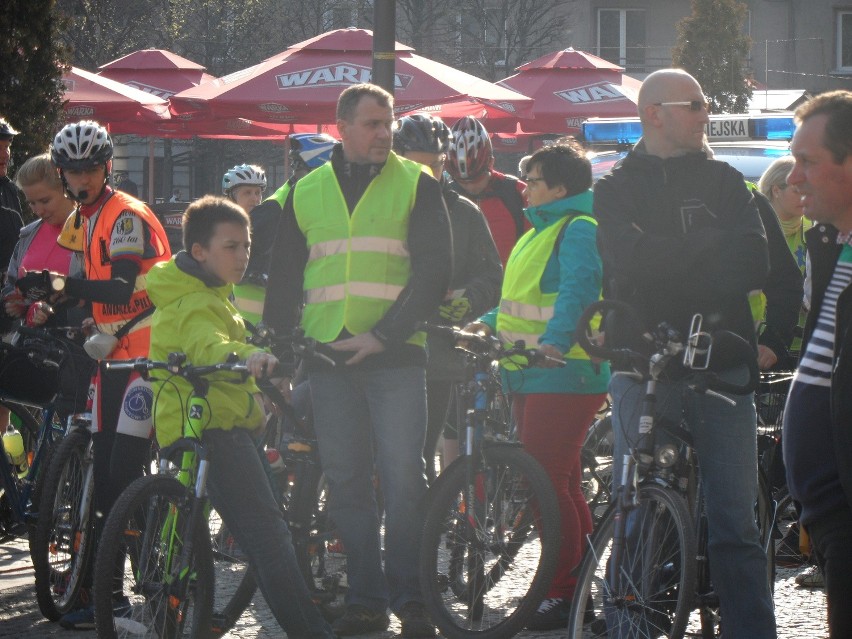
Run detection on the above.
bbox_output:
[468,140,610,630]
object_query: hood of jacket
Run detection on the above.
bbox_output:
[147,251,232,310]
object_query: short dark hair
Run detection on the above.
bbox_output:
[337,83,393,122]
[182,195,250,250]
[795,90,852,164]
[526,138,592,197]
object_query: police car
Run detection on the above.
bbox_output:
[583,113,796,183]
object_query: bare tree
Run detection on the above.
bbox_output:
[449,0,575,80]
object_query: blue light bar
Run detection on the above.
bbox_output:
[582,113,796,146]
[581,119,642,145]
[750,115,796,141]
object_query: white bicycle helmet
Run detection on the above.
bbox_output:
[222,164,267,194]
[51,121,114,170]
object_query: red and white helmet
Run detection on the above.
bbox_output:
[447,116,492,181]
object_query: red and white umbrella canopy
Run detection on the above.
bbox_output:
[169,28,532,125]
[497,48,642,135]
[98,49,216,100]
[61,66,171,125]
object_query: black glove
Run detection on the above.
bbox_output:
[15,270,51,302]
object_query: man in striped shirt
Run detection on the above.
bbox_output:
[784,90,852,638]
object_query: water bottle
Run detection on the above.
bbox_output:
[265,448,286,474]
[3,425,27,468]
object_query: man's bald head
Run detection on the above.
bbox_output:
[636,68,710,158]
[638,69,703,119]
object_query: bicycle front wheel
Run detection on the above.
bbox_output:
[420,445,560,639]
[567,483,696,639]
[32,428,94,621]
[93,474,213,639]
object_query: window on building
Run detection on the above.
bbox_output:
[838,10,852,71]
[597,8,646,71]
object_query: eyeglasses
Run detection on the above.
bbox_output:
[654,100,710,112]
[525,177,547,185]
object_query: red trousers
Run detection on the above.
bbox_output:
[512,392,607,600]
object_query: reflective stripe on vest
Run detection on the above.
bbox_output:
[496,214,599,368]
[232,282,266,325]
[84,192,171,353]
[293,153,427,346]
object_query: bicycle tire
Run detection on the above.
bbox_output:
[208,506,258,636]
[581,413,613,525]
[291,466,349,603]
[419,445,560,639]
[32,428,95,621]
[567,483,697,639]
[93,474,213,638]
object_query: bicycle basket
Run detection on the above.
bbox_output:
[0,334,95,411]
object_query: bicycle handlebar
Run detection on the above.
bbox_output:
[575,299,759,395]
[418,321,566,368]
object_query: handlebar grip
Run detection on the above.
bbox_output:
[103,357,151,372]
[702,331,760,395]
[575,299,646,365]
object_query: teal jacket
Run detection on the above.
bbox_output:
[147,252,265,446]
[481,190,610,394]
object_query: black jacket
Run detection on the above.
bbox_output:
[752,189,804,366]
[802,223,852,508]
[263,146,452,370]
[594,146,768,362]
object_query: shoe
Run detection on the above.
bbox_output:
[776,524,806,566]
[330,604,390,636]
[59,605,95,630]
[795,564,825,588]
[397,601,436,638]
[526,597,570,631]
[59,597,131,631]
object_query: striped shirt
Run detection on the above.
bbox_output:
[794,243,852,386]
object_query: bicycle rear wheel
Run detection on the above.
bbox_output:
[32,428,94,621]
[567,483,696,639]
[93,474,213,638]
[420,445,560,639]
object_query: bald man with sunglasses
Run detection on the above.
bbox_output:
[593,69,777,638]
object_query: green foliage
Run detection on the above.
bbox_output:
[672,0,753,113]
[0,0,69,168]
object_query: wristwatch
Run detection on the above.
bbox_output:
[50,274,66,293]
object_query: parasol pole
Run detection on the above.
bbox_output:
[372,0,396,95]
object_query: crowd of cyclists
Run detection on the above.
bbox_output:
[0,68,849,638]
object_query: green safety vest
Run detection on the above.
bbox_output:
[232,283,265,326]
[293,153,427,346]
[496,214,599,369]
[266,181,292,208]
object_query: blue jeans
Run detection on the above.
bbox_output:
[308,366,428,613]
[609,370,776,639]
[203,428,334,639]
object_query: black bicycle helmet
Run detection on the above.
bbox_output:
[0,117,19,141]
[392,115,451,155]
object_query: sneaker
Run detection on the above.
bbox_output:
[526,597,570,631]
[776,524,806,567]
[795,564,825,588]
[59,605,96,630]
[397,601,436,638]
[331,604,390,636]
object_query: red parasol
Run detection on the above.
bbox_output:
[169,28,532,125]
[61,67,171,124]
[496,48,642,135]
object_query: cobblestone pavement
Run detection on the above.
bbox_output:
[0,535,827,637]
